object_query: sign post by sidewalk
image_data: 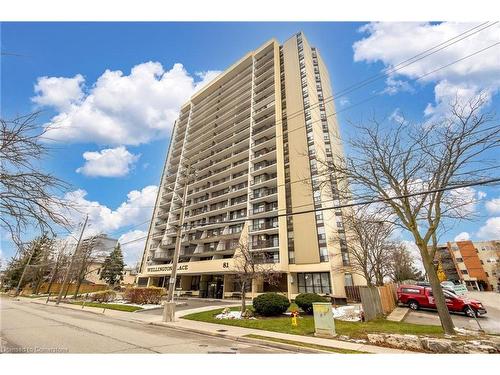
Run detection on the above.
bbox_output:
[312,302,336,337]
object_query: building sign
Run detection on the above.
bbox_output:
[144,259,236,276]
[147,264,189,273]
[143,258,285,276]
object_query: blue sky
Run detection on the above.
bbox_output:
[1,22,499,266]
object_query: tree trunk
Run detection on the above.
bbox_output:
[46,263,59,295]
[241,281,246,313]
[33,278,42,295]
[420,245,455,335]
[73,278,83,299]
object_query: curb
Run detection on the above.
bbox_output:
[148,321,322,353]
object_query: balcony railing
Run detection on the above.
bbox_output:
[249,222,278,232]
[250,187,277,200]
[251,173,277,186]
[252,239,279,249]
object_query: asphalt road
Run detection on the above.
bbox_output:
[0,297,289,354]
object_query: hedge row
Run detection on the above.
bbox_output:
[124,287,165,304]
[90,290,116,302]
[252,293,290,316]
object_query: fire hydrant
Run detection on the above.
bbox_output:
[291,310,299,327]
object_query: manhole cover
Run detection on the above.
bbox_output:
[216,329,228,332]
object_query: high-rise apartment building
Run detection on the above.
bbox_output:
[435,240,500,292]
[137,32,365,299]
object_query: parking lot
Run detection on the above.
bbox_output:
[404,291,500,334]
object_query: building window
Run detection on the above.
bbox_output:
[344,273,354,287]
[297,272,331,294]
[190,276,200,290]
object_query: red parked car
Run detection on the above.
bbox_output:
[397,284,487,317]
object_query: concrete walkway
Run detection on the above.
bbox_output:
[387,307,409,322]
[26,297,409,354]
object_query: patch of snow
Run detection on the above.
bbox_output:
[215,310,256,320]
[110,300,160,310]
[332,305,362,322]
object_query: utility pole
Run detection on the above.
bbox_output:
[46,242,68,296]
[14,243,36,296]
[56,214,88,305]
[163,165,191,322]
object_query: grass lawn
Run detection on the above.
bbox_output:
[71,301,143,312]
[245,334,369,354]
[182,307,444,339]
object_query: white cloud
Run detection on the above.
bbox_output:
[454,232,470,241]
[382,76,415,95]
[446,186,480,217]
[35,62,221,146]
[60,185,157,235]
[353,22,500,118]
[338,97,350,107]
[32,74,85,110]
[76,146,140,177]
[477,217,500,239]
[388,108,408,124]
[118,229,148,267]
[485,197,500,214]
[478,191,487,200]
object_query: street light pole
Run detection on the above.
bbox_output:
[56,214,88,305]
[163,165,191,322]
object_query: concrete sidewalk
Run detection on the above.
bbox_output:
[26,297,409,354]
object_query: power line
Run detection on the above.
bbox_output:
[11,176,498,266]
[104,176,500,249]
[178,40,500,182]
[183,22,499,158]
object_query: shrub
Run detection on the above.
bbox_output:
[252,293,290,316]
[124,287,165,304]
[90,290,116,303]
[294,293,327,314]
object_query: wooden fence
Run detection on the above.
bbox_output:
[344,285,361,302]
[21,282,107,296]
[359,284,397,321]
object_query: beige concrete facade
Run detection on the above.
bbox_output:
[137,32,365,299]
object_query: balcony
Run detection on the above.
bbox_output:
[251,160,276,173]
[249,221,279,232]
[252,146,276,160]
[251,239,279,250]
[250,187,277,200]
[251,173,277,187]
[153,250,173,261]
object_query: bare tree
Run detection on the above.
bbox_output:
[45,240,71,295]
[233,241,280,313]
[332,207,395,286]
[0,112,71,246]
[70,234,105,298]
[388,243,425,283]
[31,235,57,294]
[327,95,499,334]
